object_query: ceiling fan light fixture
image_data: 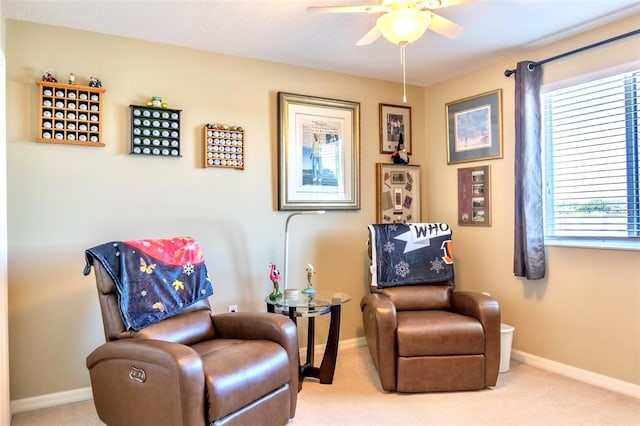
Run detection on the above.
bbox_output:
[376,10,431,45]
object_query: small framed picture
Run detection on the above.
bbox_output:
[458,165,491,226]
[390,172,405,185]
[446,90,503,164]
[376,163,421,224]
[379,103,411,154]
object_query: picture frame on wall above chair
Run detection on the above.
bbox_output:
[375,163,421,224]
[379,103,412,154]
[458,165,491,226]
[446,89,503,164]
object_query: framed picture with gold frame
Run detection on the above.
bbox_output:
[376,163,421,224]
[277,92,361,210]
[457,165,491,226]
[446,89,503,164]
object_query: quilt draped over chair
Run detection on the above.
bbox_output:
[84,236,213,330]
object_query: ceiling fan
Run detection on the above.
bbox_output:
[308,0,471,46]
[309,0,472,103]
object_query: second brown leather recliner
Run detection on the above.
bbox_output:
[361,223,501,393]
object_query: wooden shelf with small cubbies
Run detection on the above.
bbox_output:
[204,125,245,169]
[36,81,105,147]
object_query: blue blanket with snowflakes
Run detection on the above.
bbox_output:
[369,223,454,288]
[84,237,213,331]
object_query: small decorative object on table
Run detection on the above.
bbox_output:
[302,263,316,295]
[268,262,283,301]
[390,133,410,164]
[68,73,76,85]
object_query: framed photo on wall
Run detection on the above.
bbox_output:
[277,92,360,210]
[379,103,412,154]
[457,165,491,226]
[446,89,503,164]
[376,163,421,224]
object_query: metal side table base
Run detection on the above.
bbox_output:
[266,292,350,390]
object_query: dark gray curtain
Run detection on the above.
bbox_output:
[513,61,546,279]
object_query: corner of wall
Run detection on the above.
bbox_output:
[1,14,12,425]
[0,8,5,51]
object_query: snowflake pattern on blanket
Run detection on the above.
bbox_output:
[84,236,213,330]
[369,223,454,288]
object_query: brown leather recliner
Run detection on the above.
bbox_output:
[361,224,501,393]
[85,259,299,426]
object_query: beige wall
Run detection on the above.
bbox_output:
[424,14,640,385]
[5,19,424,400]
[5,14,640,402]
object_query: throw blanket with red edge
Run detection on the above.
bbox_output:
[84,236,213,330]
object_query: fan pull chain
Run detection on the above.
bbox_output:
[401,43,407,103]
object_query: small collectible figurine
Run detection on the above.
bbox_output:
[146,96,169,109]
[391,133,410,164]
[68,73,76,85]
[42,69,57,82]
[302,263,316,295]
[88,76,103,88]
[268,262,283,301]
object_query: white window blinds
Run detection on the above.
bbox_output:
[542,69,639,244]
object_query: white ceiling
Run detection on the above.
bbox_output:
[3,0,639,87]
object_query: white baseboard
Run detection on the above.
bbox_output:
[511,349,640,399]
[11,386,93,414]
[299,336,365,358]
[11,339,637,415]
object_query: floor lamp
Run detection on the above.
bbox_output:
[283,210,326,293]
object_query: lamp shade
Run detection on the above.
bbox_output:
[376,10,431,45]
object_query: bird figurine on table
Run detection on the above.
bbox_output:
[302,263,316,295]
[268,262,283,301]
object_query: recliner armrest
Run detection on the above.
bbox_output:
[212,312,299,416]
[212,312,297,349]
[360,292,398,391]
[451,291,499,323]
[86,339,205,426]
[451,291,501,386]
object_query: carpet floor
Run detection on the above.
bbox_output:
[11,345,640,425]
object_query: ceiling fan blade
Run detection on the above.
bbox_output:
[416,0,474,9]
[307,5,388,14]
[428,12,465,39]
[356,26,382,46]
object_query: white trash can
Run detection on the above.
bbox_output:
[499,324,515,373]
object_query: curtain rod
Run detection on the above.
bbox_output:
[504,28,640,77]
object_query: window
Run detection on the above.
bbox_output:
[542,67,639,249]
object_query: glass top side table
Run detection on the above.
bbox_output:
[266,291,351,388]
